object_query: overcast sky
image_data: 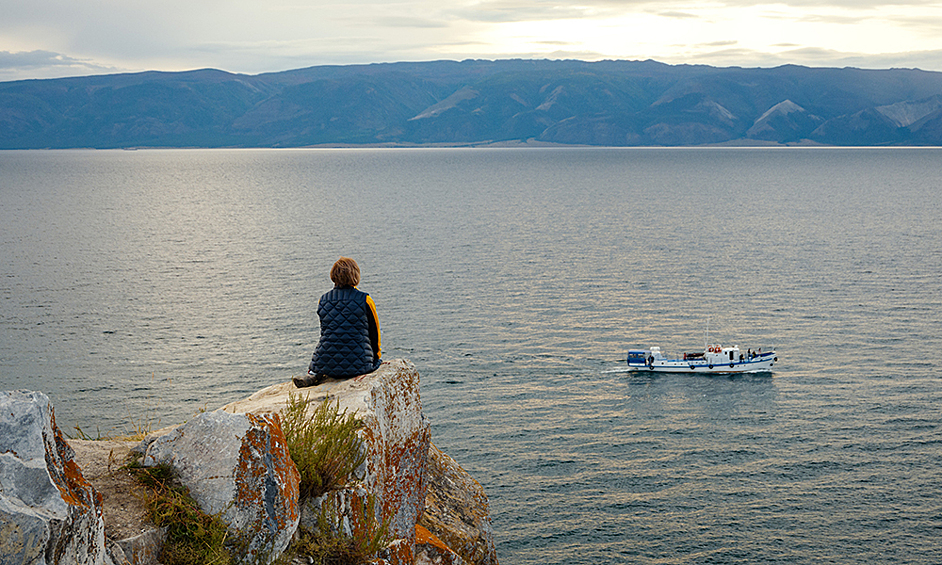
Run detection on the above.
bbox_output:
[2,0,942,82]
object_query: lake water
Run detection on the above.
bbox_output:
[2,147,941,564]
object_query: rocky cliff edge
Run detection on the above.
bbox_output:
[0,359,497,565]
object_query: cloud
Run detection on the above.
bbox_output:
[454,0,941,14]
[655,11,700,19]
[795,13,869,25]
[824,48,942,70]
[677,43,942,71]
[0,50,118,78]
[373,16,450,29]
[709,0,938,7]
[454,1,604,24]
[0,50,75,69]
[886,13,942,36]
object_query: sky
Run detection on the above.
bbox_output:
[2,0,942,82]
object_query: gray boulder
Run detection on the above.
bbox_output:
[142,409,300,565]
[0,390,106,565]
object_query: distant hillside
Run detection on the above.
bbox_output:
[3,59,942,148]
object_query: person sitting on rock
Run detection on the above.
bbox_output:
[295,257,382,387]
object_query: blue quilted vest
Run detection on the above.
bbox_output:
[309,286,380,379]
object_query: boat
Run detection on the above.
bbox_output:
[626,344,777,373]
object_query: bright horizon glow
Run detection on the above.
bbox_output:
[2,0,942,82]
[472,4,942,65]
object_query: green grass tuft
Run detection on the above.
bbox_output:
[290,494,390,565]
[130,462,232,565]
[280,392,391,564]
[281,392,367,500]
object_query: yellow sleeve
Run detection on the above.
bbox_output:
[366,294,381,360]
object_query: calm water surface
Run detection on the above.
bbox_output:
[2,148,941,564]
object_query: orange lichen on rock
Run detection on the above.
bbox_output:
[236,413,301,528]
[46,410,100,511]
[415,524,466,565]
[415,524,449,552]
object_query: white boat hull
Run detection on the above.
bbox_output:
[626,347,776,374]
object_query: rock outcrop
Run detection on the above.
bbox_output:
[420,444,497,565]
[1,359,498,565]
[0,391,108,565]
[222,358,431,564]
[141,410,300,564]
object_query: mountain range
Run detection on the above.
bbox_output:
[3,59,942,148]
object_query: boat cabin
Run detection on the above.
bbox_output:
[626,350,648,364]
[629,345,746,365]
[704,345,742,362]
[627,347,665,366]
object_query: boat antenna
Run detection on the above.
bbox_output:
[705,318,710,349]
